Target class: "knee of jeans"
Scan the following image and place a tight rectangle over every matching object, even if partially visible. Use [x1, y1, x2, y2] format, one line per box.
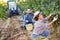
[45, 30, 50, 33]
[31, 34, 37, 38]
[47, 30, 50, 33]
[43, 30, 50, 37]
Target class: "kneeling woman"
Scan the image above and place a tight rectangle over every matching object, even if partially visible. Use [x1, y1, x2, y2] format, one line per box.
[31, 11, 58, 40]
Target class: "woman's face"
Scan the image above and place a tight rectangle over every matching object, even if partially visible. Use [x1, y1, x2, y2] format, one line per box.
[38, 14, 43, 20]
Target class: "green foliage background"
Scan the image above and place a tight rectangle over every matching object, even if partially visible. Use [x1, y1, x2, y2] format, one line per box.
[0, 0, 60, 19]
[18, 0, 60, 15]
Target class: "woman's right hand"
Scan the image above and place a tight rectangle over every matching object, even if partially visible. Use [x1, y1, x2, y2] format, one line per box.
[53, 15, 58, 22]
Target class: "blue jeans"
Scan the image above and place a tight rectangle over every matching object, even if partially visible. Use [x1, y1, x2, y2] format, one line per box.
[32, 30, 50, 38]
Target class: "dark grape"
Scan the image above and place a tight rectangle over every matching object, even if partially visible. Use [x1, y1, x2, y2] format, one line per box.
[52, 14, 57, 17]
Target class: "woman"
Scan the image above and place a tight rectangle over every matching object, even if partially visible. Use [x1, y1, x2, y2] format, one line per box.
[31, 11, 58, 40]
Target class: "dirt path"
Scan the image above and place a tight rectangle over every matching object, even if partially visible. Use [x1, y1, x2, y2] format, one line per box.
[0, 16, 32, 40]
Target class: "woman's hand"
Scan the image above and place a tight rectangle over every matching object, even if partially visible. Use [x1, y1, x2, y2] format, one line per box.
[53, 15, 58, 22]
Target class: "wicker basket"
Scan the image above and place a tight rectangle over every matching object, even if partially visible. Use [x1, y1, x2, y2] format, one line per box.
[26, 24, 33, 31]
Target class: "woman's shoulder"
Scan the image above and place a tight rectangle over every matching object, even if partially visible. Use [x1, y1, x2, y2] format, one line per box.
[34, 20, 40, 24]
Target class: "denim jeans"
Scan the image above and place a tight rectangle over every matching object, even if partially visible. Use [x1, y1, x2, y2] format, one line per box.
[32, 30, 50, 38]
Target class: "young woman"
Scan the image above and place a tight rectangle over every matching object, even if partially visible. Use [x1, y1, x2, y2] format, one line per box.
[31, 11, 58, 40]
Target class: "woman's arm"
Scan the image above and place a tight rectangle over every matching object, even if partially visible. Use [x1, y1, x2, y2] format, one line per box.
[48, 16, 58, 27]
[42, 14, 52, 22]
[47, 14, 52, 19]
[48, 21, 54, 27]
